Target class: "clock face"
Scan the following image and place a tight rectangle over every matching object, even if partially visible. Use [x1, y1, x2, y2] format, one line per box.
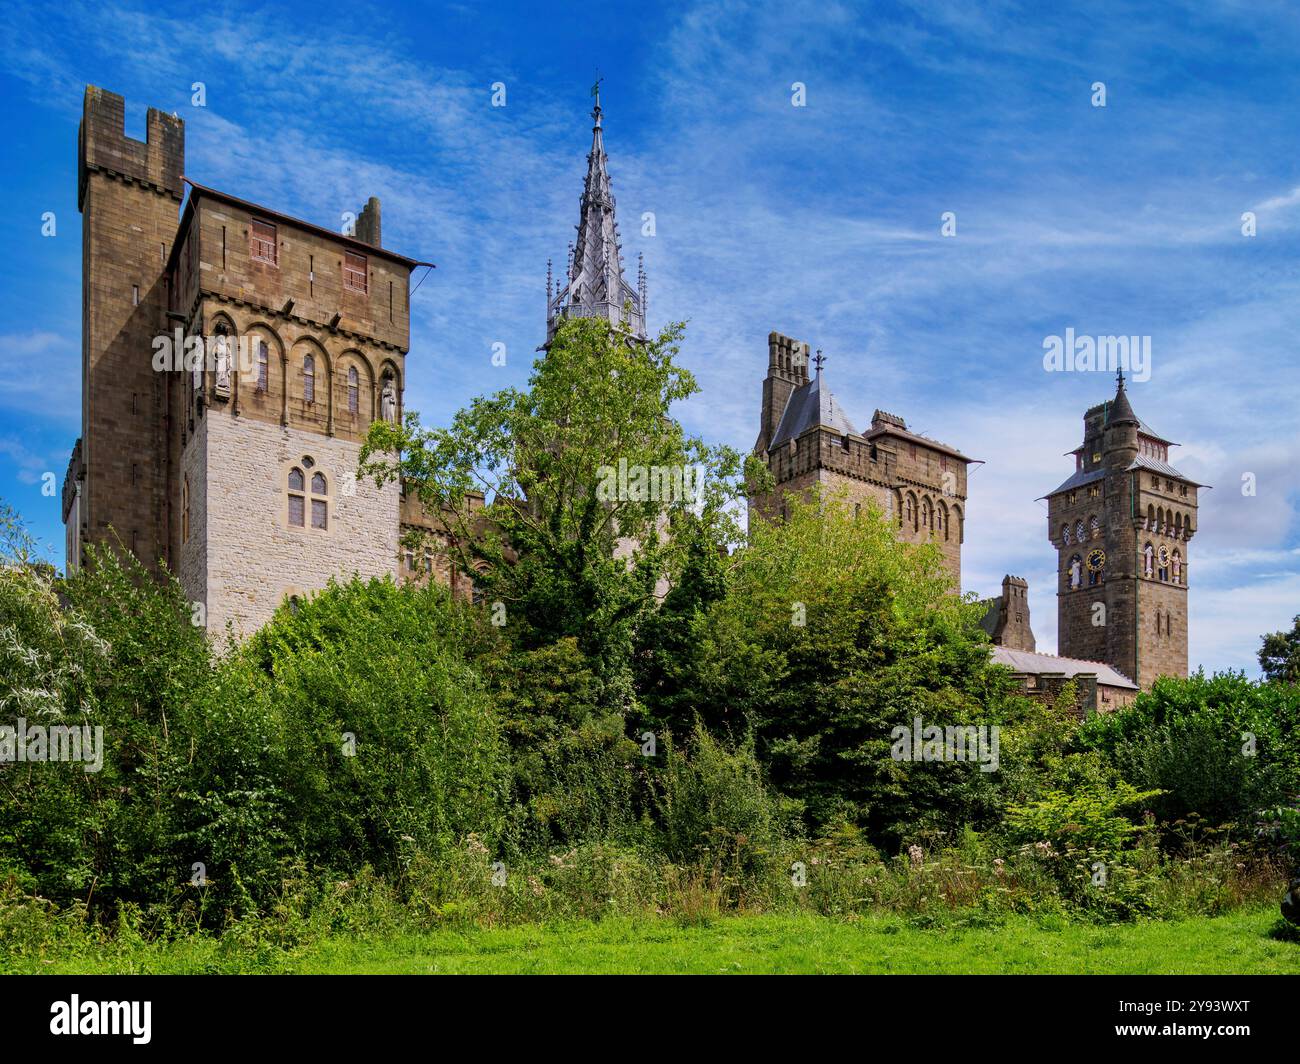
[1158, 544, 1170, 566]
[1087, 548, 1106, 572]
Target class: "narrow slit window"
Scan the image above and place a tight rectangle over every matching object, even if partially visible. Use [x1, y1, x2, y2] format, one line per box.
[257, 340, 269, 393]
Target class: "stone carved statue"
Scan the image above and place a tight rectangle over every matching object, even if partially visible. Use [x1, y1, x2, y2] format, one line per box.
[380, 375, 397, 423]
[214, 332, 231, 395]
[1144, 544, 1154, 578]
[1069, 556, 1082, 589]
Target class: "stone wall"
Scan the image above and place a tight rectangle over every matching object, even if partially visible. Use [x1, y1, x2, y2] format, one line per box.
[194, 412, 400, 640]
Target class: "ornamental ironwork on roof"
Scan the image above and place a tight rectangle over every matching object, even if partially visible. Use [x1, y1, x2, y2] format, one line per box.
[546, 84, 646, 342]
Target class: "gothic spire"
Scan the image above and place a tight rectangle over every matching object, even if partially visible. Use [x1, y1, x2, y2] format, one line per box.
[546, 85, 647, 342]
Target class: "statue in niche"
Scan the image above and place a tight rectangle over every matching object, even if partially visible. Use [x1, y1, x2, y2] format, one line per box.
[214, 331, 231, 395]
[1144, 543, 1155, 578]
[1172, 553, 1182, 584]
[1069, 555, 1082, 589]
[380, 375, 397, 423]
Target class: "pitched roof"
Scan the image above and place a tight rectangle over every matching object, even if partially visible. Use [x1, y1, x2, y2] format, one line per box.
[768, 371, 859, 449]
[1042, 467, 1106, 498]
[1126, 453, 1206, 486]
[989, 646, 1138, 690]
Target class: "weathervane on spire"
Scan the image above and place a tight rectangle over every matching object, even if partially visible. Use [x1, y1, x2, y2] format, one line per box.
[1116, 366, 1126, 389]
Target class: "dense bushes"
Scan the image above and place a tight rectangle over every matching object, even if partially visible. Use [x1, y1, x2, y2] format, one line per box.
[1, 491, 1297, 942]
[246, 579, 506, 876]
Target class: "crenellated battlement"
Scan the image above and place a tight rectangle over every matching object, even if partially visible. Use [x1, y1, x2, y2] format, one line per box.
[78, 85, 184, 210]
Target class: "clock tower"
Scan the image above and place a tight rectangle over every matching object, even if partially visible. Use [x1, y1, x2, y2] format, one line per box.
[1043, 371, 1203, 689]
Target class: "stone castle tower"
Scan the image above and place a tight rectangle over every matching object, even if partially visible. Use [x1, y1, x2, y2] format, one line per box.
[751, 332, 973, 584]
[63, 85, 455, 638]
[64, 87, 184, 572]
[981, 575, 1036, 652]
[1043, 371, 1202, 689]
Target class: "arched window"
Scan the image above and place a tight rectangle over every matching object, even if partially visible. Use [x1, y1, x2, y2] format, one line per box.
[181, 476, 190, 543]
[348, 366, 359, 415]
[1075, 519, 1085, 542]
[303, 354, 315, 404]
[287, 461, 328, 530]
[1089, 515, 1100, 540]
[922, 497, 933, 533]
[905, 494, 916, 530]
[1061, 523, 1071, 545]
[938, 502, 949, 540]
[310, 472, 328, 529]
[1147, 503, 1155, 530]
[288, 466, 305, 526]
[256, 339, 269, 393]
[1174, 512, 1182, 537]
[1156, 507, 1165, 534]
[953, 504, 964, 543]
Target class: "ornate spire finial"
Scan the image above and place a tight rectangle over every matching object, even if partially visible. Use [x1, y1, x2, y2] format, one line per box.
[1116, 366, 1126, 390]
[591, 73, 603, 127]
[813, 348, 826, 374]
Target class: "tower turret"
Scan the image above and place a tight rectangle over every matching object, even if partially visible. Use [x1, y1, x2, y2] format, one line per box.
[1043, 373, 1206, 689]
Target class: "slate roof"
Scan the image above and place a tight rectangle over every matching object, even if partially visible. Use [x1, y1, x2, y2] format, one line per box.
[768, 372, 859, 449]
[1127, 453, 1205, 486]
[989, 646, 1138, 690]
[1042, 467, 1106, 498]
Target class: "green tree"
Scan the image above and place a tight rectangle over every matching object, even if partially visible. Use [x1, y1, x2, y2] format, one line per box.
[1259, 615, 1300, 685]
[669, 489, 1018, 843]
[360, 316, 756, 708]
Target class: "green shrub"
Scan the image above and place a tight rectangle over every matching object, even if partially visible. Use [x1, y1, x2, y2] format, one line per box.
[245, 578, 507, 876]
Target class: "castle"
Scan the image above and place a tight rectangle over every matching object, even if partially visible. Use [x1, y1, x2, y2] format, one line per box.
[62, 83, 1198, 699]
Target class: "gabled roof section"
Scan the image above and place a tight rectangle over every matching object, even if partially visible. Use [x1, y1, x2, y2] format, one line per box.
[990, 646, 1138, 690]
[767, 369, 859, 450]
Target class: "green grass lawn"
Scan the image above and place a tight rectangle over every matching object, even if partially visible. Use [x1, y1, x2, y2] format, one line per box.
[13, 908, 1300, 974]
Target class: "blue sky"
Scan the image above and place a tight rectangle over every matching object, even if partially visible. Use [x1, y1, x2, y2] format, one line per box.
[1, 0, 1297, 676]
